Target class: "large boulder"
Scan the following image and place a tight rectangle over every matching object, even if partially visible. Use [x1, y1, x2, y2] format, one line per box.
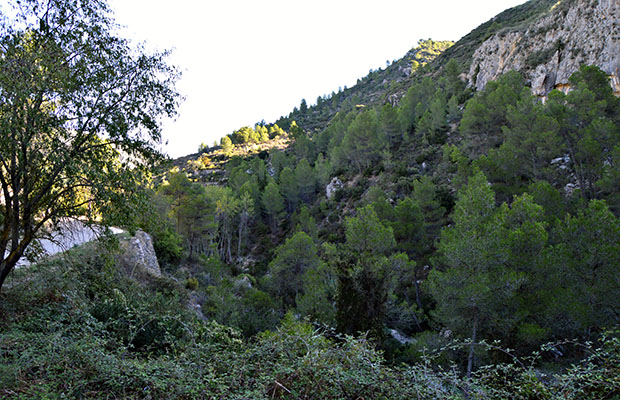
[119, 230, 161, 279]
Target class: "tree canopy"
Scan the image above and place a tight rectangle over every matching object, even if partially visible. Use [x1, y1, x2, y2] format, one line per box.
[0, 0, 180, 291]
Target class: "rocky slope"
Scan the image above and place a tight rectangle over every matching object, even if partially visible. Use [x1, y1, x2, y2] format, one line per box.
[467, 0, 620, 96]
[274, 0, 619, 136]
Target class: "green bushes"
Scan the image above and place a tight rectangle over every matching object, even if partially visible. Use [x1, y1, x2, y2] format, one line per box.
[185, 277, 199, 290]
[525, 41, 562, 67]
[1, 254, 619, 399]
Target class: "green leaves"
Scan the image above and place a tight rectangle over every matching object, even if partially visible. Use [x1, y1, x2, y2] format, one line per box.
[429, 171, 538, 340]
[546, 200, 620, 333]
[267, 231, 320, 307]
[262, 181, 284, 233]
[460, 70, 525, 156]
[345, 206, 395, 256]
[342, 109, 382, 173]
[0, 0, 181, 290]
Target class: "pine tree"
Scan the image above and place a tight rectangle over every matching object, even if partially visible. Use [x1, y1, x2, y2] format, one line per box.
[221, 136, 233, 154]
[342, 109, 382, 172]
[336, 206, 396, 337]
[427, 171, 523, 378]
[262, 181, 285, 233]
[279, 167, 298, 212]
[268, 231, 319, 306]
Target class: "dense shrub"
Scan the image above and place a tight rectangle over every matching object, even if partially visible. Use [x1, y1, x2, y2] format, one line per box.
[1, 250, 618, 399]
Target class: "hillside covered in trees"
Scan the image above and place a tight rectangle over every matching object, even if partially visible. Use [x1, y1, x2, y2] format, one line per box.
[1, 0, 620, 398]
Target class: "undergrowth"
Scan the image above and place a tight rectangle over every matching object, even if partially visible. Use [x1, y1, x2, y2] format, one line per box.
[0, 245, 618, 399]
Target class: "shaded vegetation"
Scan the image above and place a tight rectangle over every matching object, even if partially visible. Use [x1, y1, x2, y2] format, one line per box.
[1, 246, 618, 399]
[2, 0, 619, 397]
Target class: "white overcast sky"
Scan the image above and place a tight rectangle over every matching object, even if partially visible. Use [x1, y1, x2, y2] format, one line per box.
[16, 0, 530, 157]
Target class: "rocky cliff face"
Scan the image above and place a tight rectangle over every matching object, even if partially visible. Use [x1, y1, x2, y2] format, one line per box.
[119, 230, 161, 280]
[468, 0, 620, 96]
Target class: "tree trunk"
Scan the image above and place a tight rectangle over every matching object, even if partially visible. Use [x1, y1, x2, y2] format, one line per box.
[226, 233, 232, 264]
[463, 312, 479, 400]
[414, 278, 424, 310]
[238, 223, 242, 258]
[238, 215, 247, 258]
[467, 313, 478, 380]
[270, 217, 276, 234]
[0, 256, 20, 293]
[0, 234, 32, 293]
[0, 263, 11, 293]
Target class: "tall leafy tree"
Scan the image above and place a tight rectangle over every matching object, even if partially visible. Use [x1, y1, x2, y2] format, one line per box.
[215, 189, 239, 263]
[313, 153, 332, 188]
[268, 231, 320, 306]
[398, 77, 436, 134]
[255, 124, 270, 142]
[344, 206, 395, 256]
[295, 206, 318, 242]
[293, 133, 315, 163]
[441, 58, 466, 101]
[296, 260, 337, 325]
[279, 167, 298, 212]
[270, 150, 290, 179]
[221, 136, 233, 154]
[475, 89, 562, 202]
[336, 206, 396, 337]
[379, 103, 401, 148]
[0, 0, 180, 291]
[545, 200, 620, 336]
[391, 197, 426, 259]
[460, 71, 524, 156]
[545, 66, 620, 201]
[427, 171, 523, 378]
[237, 192, 254, 257]
[295, 158, 316, 204]
[261, 181, 284, 233]
[365, 186, 395, 223]
[411, 176, 446, 244]
[417, 92, 448, 144]
[342, 109, 382, 172]
[299, 99, 308, 115]
[497, 193, 549, 345]
[159, 172, 218, 259]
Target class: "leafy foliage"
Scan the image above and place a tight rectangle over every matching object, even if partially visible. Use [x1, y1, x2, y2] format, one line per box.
[1, 250, 618, 399]
[3, 0, 620, 395]
[0, 0, 180, 291]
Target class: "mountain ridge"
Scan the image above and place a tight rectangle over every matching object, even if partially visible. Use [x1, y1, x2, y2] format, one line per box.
[266, 0, 618, 140]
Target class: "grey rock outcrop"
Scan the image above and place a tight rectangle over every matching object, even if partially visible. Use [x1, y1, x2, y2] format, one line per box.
[389, 329, 415, 345]
[326, 177, 343, 200]
[119, 230, 161, 279]
[468, 0, 620, 96]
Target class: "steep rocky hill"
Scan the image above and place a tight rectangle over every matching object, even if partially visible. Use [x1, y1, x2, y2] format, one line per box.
[276, 0, 618, 135]
[174, 0, 620, 184]
[275, 39, 454, 133]
[467, 0, 620, 96]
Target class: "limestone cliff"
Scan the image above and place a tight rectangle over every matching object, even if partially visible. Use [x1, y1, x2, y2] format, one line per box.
[468, 0, 620, 96]
[119, 230, 161, 280]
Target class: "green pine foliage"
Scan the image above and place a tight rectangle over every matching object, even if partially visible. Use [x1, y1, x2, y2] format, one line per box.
[138, 63, 620, 395]
[3, 0, 619, 393]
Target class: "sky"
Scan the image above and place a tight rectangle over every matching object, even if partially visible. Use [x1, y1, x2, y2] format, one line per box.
[109, 1, 527, 157]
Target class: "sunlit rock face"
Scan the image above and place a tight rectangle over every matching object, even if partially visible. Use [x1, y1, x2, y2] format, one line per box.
[468, 0, 620, 96]
[119, 230, 161, 279]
